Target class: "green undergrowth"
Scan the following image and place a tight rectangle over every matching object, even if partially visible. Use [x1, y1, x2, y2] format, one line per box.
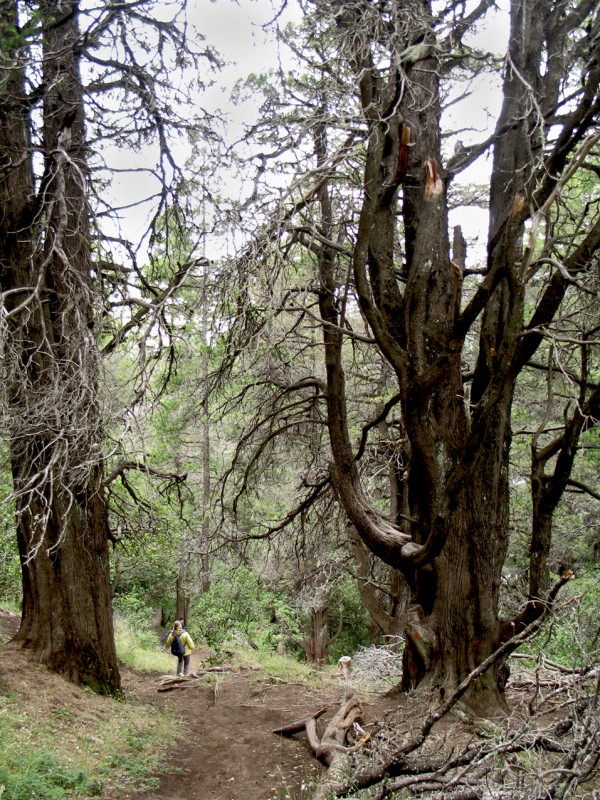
[114, 613, 173, 674]
[0, 661, 180, 800]
[516, 570, 600, 669]
[0, 693, 179, 799]
[231, 645, 332, 688]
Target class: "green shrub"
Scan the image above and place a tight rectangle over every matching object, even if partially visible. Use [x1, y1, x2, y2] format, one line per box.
[193, 561, 297, 653]
[327, 576, 371, 663]
[113, 589, 158, 650]
[112, 588, 173, 671]
[0, 497, 21, 607]
[521, 569, 600, 668]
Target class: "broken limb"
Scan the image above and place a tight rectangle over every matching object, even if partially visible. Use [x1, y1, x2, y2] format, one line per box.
[272, 706, 328, 736]
[275, 693, 365, 800]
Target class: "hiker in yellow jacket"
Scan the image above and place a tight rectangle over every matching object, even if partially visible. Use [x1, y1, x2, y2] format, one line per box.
[166, 620, 195, 677]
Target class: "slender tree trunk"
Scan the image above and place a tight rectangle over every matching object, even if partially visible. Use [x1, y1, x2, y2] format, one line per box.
[201, 257, 211, 593]
[176, 570, 187, 623]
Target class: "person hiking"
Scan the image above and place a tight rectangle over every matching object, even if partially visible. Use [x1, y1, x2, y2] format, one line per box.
[166, 620, 195, 677]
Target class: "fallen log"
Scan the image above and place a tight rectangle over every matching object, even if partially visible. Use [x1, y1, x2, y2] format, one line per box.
[158, 684, 189, 693]
[158, 665, 238, 689]
[273, 693, 365, 800]
[160, 676, 190, 687]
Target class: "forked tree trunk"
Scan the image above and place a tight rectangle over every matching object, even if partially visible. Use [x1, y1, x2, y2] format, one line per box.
[318, 0, 534, 716]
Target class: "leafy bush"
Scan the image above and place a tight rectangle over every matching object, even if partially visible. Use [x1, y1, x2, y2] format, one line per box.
[520, 569, 600, 668]
[112, 588, 173, 672]
[193, 561, 298, 653]
[0, 489, 21, 606]
[322, 576, 371, 664]
[113, 588, 158, 650]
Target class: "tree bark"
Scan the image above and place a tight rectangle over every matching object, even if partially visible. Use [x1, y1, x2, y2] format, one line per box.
[315, 0, 594, 715]
[0, 0, 120, 694]
[299, 606, 331, 666]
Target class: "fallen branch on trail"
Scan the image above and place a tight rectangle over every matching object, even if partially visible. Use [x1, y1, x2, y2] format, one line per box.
[158, 682, 189, 693]
[159, 676, 190, 687]
[157, 665, 242, 692]
[273, 706, 329, 735]
[274, 693, 366, 800]
[197, 665, 239, 673]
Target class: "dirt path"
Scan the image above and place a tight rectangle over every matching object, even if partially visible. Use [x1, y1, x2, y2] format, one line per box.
[123, 651, 364, 800]
[1, 609, 387, 800]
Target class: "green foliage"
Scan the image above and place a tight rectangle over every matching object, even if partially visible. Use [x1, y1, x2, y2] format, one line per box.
[193, 561, 298, 653]
[0, 463, 20, 606]
[0, 747, 103, 799]
[113, 588, 158, 648]
[112, 589, 174, 673]
[327, 576, 371, 663]
[520, 570, 600, 668]
[0, 529, 20, 607]
[0, 686, 177, 800]
[113, 615, 173, 674]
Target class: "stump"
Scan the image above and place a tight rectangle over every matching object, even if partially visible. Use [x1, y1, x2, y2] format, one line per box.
[337, 655, 352, 679]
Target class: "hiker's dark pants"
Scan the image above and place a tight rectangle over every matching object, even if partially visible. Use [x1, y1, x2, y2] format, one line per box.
[177, 655, 190, 675]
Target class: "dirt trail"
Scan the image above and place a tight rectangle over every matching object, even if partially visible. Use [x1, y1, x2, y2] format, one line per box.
[123, 651, 357, 800]
[0, 610, 386, 800]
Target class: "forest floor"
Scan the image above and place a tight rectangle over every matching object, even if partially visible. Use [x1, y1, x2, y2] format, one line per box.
[2, 608, 599, 800]
[120, 651, 367, 800]
[121, 610, 402, 800]
[0, 607, 396, 800]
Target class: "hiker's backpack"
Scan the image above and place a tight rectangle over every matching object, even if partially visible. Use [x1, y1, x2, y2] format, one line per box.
[171, 633, 185, 657]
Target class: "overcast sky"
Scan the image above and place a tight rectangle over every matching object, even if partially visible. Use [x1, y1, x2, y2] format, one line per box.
[106, 0, 510, 263]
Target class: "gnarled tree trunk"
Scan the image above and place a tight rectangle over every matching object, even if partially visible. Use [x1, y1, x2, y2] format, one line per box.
[313, 0, 598, 715]
[0, 0, 120, 694]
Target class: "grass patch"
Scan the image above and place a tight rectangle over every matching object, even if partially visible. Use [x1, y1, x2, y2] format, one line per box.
[0, 668, 179, 799]
[114, 614, 173, 674]
[0, 740, 103, 799]
[231, 646, 325, 686]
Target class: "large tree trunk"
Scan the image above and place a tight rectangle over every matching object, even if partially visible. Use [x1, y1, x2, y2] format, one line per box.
[15, 475, 119, 694]
[319, 0, 530, 715]
[0, 0, 120, 694]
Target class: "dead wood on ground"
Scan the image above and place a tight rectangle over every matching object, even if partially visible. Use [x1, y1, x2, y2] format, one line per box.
[158, 666, 244, 692]
[272, 706, 329, 735]
[274, 693, 367, 800]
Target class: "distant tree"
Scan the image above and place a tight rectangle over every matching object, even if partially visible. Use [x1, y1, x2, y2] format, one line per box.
[217, 0, 599, 716]
[0, 0, 215, 693]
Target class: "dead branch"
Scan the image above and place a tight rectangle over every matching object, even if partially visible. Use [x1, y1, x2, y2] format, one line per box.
[273, 706, 329, 735]
[274, 693, 365, 800]
[157, 685, 188, 693]
[157, 665, 241, 692]
[327, 573, 575, 798]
